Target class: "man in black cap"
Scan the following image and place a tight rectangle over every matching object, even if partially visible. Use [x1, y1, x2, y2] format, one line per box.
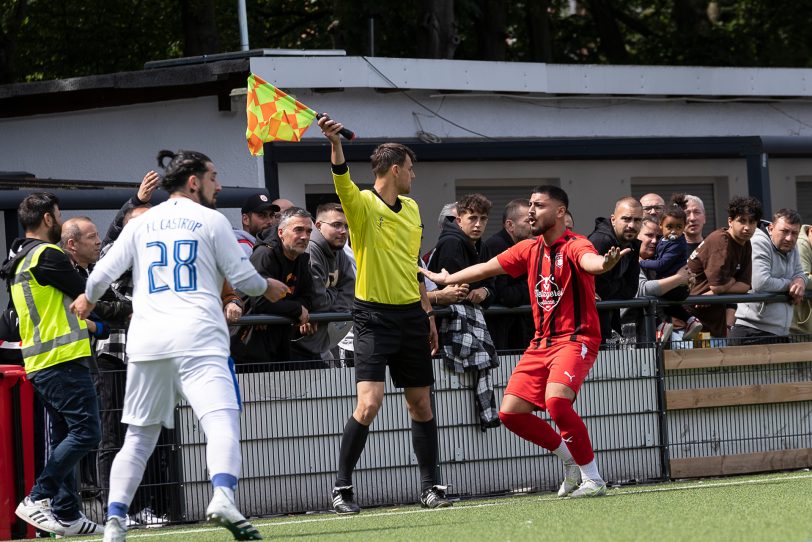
[234, 193, 280, 257]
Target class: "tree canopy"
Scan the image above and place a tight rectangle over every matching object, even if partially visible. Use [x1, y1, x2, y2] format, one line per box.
[1, 0, 810, 84]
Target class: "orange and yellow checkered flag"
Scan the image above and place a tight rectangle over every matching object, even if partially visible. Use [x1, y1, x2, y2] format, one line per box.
[246, 73, 317, 156]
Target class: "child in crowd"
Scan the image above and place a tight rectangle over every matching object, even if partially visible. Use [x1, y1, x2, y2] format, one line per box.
[639, 198, 703, 341]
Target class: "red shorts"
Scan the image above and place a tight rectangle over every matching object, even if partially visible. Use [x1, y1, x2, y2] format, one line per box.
[504, 340, 598, 410]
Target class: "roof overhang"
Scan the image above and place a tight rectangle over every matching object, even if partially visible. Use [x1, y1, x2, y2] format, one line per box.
[4, 53, 812, 119]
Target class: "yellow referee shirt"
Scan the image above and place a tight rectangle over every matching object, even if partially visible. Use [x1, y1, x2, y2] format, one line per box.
[333, 167, 422, 305]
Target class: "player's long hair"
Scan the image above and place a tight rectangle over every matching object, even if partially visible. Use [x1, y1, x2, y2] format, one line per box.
[156, 150, 213, 193]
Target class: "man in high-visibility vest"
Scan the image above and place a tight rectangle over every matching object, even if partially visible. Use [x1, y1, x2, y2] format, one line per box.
[0, 192, 103, 537]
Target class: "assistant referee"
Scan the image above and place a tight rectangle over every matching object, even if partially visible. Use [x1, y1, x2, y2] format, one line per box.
[318, 115, 451, 513]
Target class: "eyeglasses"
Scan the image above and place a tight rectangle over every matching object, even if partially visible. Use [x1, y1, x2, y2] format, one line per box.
[324, 221, 349, 231]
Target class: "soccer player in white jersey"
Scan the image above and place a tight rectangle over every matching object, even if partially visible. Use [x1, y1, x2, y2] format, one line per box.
[71, 150, 289, 541]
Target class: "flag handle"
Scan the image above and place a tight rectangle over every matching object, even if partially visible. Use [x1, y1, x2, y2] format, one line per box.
[316, 113, 356, 141]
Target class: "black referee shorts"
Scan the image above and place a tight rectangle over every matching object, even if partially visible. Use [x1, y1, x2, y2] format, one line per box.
[353, 300, 434, 388]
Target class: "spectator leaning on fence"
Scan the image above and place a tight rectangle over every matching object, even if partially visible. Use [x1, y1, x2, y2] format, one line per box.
[423, 202, 469, 303]
[638, 198, 703, 341]
[295, 203, 356, 363]
[422, 201, 457, 265]
[480, 198, 535, 350]
[319, 115, 451, 514]
[687, 196, 761, 338]
[231, 207, 315, 368]
[428, 193, 495, 309]
[791, 220, 812, 336]
[631, 216, 694, 342]
[729, 209, 807, 345]
[588, 196, 643, 343]
[681, 194, 707, 255]
[234, 193, 280, 258]
[0, 192, 104, 537]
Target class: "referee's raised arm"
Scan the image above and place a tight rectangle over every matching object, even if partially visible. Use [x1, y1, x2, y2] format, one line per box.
[318, 114, 346, 166]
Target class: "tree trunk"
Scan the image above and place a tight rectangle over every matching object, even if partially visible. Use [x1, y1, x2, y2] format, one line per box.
[583, 0, 629, 63]
[0, 0, 28, 83]
[526, 0, 553, 63]
[476, 0, 507, 60]
[180, 0, 220, 56]
[418, 0, 457, 59]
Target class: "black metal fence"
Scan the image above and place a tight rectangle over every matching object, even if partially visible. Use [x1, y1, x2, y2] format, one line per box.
[54, 292, 812, 525]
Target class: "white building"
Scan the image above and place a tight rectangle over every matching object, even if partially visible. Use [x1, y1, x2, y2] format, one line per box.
[2, 51, 812, 256]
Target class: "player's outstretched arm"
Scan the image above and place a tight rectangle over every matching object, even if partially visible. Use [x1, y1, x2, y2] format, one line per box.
[420, 256, 506, 287]
[580, 246, 631, 275]
[263, 278, 290, 302]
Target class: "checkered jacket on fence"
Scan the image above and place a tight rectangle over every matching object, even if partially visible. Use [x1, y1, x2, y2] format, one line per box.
[439, 303, 500, 430]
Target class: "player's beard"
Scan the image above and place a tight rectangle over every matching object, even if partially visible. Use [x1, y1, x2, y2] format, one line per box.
[531, 214, 555, 236]
[199, 192, 217, 210]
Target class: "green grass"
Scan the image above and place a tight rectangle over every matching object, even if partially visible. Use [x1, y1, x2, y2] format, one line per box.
[68, 471, 812, 542]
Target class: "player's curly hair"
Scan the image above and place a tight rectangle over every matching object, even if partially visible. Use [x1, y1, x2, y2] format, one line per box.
[156, 150, 213, 193]
[728, 195, 763, 222]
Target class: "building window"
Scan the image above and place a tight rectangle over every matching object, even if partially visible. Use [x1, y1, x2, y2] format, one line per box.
[796, 177, 812, 224]
[455, 181, 558, 241]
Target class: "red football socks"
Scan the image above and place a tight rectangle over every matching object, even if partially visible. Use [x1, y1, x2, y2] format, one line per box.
[546, 396, 595, 465]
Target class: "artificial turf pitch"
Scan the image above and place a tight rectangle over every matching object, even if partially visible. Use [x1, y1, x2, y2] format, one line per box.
[64, 471, 811, 542]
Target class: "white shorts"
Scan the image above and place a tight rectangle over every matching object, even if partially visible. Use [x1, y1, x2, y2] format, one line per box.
[121, 355, 241, 428]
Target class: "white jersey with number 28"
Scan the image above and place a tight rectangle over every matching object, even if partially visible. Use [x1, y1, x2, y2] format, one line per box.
[85, 197, 267, 362]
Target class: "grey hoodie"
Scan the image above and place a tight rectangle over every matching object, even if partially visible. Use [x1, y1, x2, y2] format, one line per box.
[791, 224, 812, 335]
[734, 224, 807, 336]
[297, 226, 356, 355]
[233, 228, 257, 258]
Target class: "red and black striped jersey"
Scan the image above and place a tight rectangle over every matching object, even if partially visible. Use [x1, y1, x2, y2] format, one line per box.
[497, 230, 601, 348]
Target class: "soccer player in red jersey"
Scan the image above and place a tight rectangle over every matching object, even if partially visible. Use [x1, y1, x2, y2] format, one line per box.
[422, 185, 629, 498]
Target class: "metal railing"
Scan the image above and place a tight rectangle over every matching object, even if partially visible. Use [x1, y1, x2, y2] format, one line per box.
[53, 291, 812, 524]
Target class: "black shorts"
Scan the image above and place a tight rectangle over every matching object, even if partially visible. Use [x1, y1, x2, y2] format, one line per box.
[353, 300, 434, 388]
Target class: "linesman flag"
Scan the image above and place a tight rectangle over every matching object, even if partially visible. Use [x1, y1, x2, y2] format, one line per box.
[246, 73, 317, 156]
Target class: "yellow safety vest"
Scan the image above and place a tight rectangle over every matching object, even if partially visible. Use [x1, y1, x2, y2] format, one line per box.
[10, 243, 90, 373]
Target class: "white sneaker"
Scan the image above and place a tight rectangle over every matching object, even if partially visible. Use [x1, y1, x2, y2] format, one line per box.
[14, 496, 63, 535]
[206, 487, 262, 540]
[570, 478, 608, 498]
[54, 512, 104, 538]
[103, 516, 127, 542]
[682, 318, 704, 341]
[656, 321, 673, 343]
[557, 463, 581, 497]
[132, 507, 167, 528]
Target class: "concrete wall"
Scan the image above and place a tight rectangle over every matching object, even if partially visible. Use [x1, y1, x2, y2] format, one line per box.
[278, 157, 812, 254]
[0, 95, 264, 188]
[276, 88, 812, 141]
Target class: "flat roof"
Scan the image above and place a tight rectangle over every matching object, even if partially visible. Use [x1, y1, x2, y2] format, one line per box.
[3, 53, 812, 119]
[250, 57, 812, 97]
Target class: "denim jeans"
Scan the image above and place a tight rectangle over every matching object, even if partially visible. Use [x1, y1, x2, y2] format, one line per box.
[28, 359, 101, 521]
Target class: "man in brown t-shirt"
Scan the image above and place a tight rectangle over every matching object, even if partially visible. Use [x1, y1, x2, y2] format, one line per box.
[687, 196, 762, 337]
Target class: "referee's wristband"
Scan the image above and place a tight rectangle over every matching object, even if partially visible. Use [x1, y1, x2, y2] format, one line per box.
[426, 311, 436, 318]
